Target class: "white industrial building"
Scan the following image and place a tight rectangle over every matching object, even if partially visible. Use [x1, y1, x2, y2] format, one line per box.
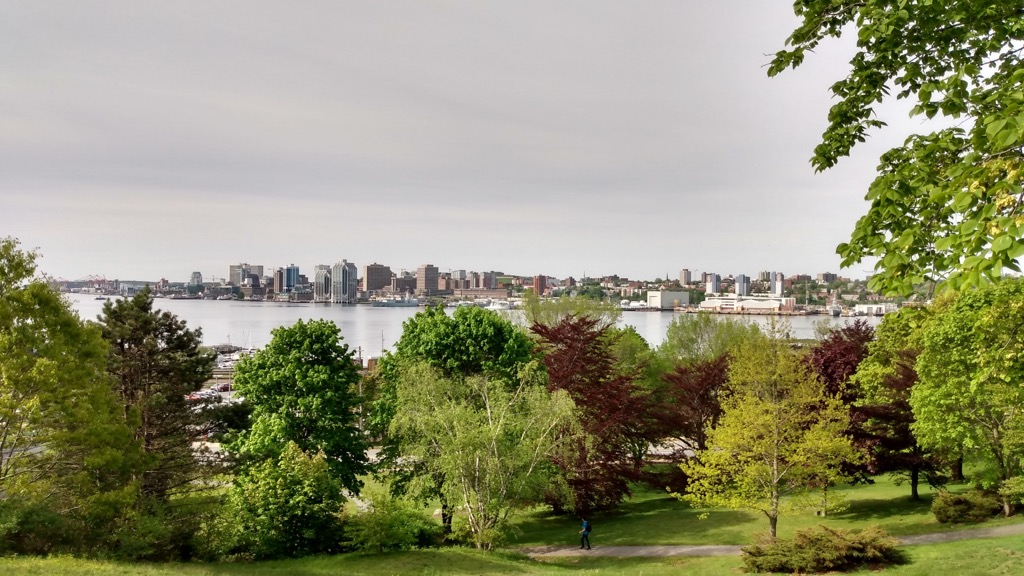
[647, 290, 689, 310]
[699, 294, 796, 313]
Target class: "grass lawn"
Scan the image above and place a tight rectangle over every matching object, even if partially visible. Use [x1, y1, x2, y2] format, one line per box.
[2, 536, 1022, 575]
[506, 475, 1024, 547]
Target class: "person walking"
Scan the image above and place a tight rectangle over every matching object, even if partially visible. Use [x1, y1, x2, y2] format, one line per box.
[578, 516, 592, 550]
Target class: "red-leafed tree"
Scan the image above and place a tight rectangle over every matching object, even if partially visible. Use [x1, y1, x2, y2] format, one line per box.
[656, 354, 730, 457]
[532, 316, 653, 513]
[809, 320, 876, 481]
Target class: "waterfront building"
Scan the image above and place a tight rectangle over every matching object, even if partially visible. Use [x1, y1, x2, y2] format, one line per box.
[735, 274, 750, 297]
[189, 271, 203, 287]
[416, 264, 439, 296]
[273, 268, 285, 294]
[705, 273, 720, 294]
[648, 290, 688, 310]
[229, 263, 263, 286]
[771, 272, 785, 297]
[700, 294, 796, 313]
[284, 264, 300, 292]
[362, 263, 393, 293]
[679, 269, 692, 285]
[331, 260, 358, 303]
[313, 265, 332, 302]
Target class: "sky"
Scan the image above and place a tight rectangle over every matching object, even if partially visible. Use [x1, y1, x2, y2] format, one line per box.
[1, 1, 922, 282]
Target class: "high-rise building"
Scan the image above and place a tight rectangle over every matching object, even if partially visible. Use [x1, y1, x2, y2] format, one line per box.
[758, 270, 772, 282]
[273, 268, 285, 294]
[706, 273, 720, 294]
[679, 269, 692, 285]
[735, 274, 750, 296]
[189, 271, 203, 286]
[771, 272, 785, 297]
[416, 264, 439, 296]
[313, 265, 332, 302]
[817, 272, 838, 284]
[532, 275, 547, 296]
[362, 263, 393, 293]
[229, 263, 263, 286]
[331, 260, 358, 303]
[284, 264, 300, 292]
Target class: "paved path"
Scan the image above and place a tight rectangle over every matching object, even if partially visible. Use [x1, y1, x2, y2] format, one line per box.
[519, 522, 1024, 558]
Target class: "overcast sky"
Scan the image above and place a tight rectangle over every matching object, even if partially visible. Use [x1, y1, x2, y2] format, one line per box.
[1, 1, 921, 282]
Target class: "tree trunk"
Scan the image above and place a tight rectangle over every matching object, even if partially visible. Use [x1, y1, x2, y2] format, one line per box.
[441, 500, 453, 536]
[951, 456, 964, 483]
[768, 514, 778, 539]
[1002, 498, 1013, 518]
[910, 467, 920, 501]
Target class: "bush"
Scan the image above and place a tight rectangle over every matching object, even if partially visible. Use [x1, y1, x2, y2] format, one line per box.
[643, 465, 689, 493]
[346, 490, 442, 552]
[931, 489, 1001, 523]
[741, 525, 906, 573]
[0, 499, 73, 555]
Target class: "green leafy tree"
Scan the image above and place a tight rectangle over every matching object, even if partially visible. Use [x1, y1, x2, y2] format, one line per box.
[656, 312, 759, 367]
[913, 280, 1024, 515]
[371, 306, 534, 533]
[854, 307, 947, 499]
[772, 2, 1024, 295]
[99, 289, 217, 503]
[682, 327, 859, 538]
[390, 362, 575, 549]
[227, 442, 346, 559]
[0, 238, 139, 555]
[520, 291, 621, 328]
[231, 319, 367, 494]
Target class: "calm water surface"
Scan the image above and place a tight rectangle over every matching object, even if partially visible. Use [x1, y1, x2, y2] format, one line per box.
[67, 294, 882, 358]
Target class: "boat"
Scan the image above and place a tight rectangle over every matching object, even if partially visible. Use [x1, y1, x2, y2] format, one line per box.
[371, 295, 420, 308]
[830, 305, 842, 317]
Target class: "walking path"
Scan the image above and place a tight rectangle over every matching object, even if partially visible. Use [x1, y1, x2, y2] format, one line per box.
[519, 522, 1024, 558]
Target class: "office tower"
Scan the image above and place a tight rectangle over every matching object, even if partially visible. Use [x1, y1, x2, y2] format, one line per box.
[679, 269, 692, 285]
[758, 270, 772, 282]
[313, 265, 332, 302]
[735, 274, 750, 296]
[362, 263, 393, 293]
[771, 272, 785, 297]
[706, 273, 720, 294]
[189, 271, 203, 286]
[331, 260, 358, 303]
[284, 264, 300, 292]
[416, 264, 439, 296]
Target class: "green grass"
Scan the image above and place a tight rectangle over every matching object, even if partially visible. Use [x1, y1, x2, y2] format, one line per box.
[506, 475, 1024, 547]
[3, 536, 1023, 575]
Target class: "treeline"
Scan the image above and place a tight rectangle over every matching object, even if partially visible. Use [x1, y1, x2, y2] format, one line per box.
[3, 235, 1023, 561]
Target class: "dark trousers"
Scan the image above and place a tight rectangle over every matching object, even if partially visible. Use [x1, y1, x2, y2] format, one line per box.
[580, 532, 591, 549]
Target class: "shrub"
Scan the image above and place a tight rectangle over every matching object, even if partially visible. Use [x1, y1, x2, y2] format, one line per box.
[346, 490, 442, 552]
[741, 525, 906, 573]
[644, 465, 689, 494]
[0, 499, 73, 555]
[931, 489, 1001, 523]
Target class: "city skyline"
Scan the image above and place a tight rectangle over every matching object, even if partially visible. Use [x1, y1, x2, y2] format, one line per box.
[2, 2, 931, 281]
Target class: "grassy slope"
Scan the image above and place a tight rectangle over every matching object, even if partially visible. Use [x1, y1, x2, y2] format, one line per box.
[508, 475, 1024, 546]
[3, 536, 1023, 575]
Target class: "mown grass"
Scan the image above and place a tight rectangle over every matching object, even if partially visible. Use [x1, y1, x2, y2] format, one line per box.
[3, 536, 1023, 575]
[506, 475, 1024, 547]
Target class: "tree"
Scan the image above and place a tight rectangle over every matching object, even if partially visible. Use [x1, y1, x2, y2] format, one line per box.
[520, 291, 621, 328]
[913, 280, 1024, 515]
[682, 328, 859, 538]
[809, 320, 876, 484]
[390, 362, 574, 549]
[231, 319, 367, 495]
[228, 442, 346, 559]
[854, 308, 946, 500]
[0, 238, 139, 554]
[371, 305, 535, 533]
[656, 312, 758, 367]
[533, 316, 652, 512]
[772, 2, 1024, 295]
[99, 289, 217, 503]
[656, 354, 730, 456]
